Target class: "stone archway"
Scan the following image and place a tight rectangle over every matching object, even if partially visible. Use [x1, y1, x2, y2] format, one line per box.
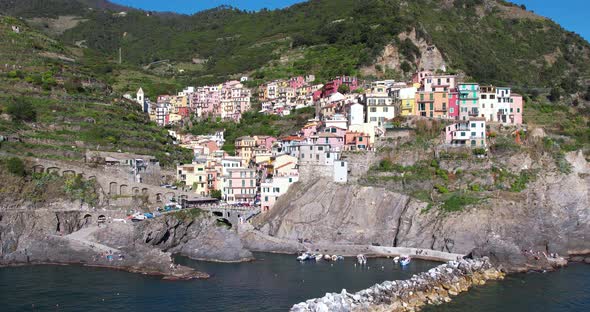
[120, 185, 129, 195]
[46, 167, 60, 175]
[62, 170, 76, 178]
[165, 192, 175, 202]
[82, 214, 93, 227]
[141, 188, 149, 195]
[32, 165, 45, 174]
[109, 182, 118, 195]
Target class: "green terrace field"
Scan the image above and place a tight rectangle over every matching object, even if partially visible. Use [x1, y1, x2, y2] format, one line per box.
[0, 16, 191, 167]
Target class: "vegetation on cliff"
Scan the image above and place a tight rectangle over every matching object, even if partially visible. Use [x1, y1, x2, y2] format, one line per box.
[2, 0, 585, 95]
[0, 16, 191, 167]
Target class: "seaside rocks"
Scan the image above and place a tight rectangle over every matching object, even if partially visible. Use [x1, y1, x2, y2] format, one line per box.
[290, 258, 504, 312]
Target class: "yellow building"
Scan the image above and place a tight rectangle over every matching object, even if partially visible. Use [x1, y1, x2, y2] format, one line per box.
[177, 162, 208, 196]
[399, 86, 418, 116]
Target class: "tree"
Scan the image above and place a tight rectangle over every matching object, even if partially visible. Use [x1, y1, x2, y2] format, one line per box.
[400, 61, 412, 73]
[6, 157, 25, 177]
[584, 86, 590, 101]
[6, 97, 36, 122]
[548, 87, 561, 102]
[338, 84, 350, 94]
[210, 189, 222, 200]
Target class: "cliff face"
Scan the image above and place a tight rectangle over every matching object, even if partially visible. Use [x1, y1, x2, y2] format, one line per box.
[0, 206, 252, 277]
[254, 152, 590, 272]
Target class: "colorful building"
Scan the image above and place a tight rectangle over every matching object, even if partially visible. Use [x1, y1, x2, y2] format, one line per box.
[458, 83, 479, 121]
[416, 91, 435, 118]
[443, 118, 487, 148]
[223, 168, 257, 204]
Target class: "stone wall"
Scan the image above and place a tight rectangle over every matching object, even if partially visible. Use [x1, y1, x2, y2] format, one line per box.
[291, 258, 504, 312]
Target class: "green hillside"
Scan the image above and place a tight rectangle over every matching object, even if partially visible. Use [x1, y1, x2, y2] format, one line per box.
[0, 16, 191, 167]
[3, 0, 583, 95]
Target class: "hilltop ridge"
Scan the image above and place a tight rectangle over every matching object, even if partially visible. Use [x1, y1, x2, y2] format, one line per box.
[0, 0, 588, 97]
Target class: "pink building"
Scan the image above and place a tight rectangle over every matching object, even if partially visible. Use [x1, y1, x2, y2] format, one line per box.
[301, 124, 319, 138]
[448, 88, 459, 120]
[289, 76, 305, 89]
[223, 168, 257, 203]
[256, 136, 277, 151]
[412, 70, 433, 84]
[509, 94, 523, 125]
[314, 132, 344, 151]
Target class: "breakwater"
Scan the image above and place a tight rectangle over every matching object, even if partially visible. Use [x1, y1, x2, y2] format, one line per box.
[291, 257, 504, 312]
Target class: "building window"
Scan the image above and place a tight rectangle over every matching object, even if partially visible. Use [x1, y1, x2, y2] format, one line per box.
[383, 107, 388, 112]
[370, 107, 377, 112]
[341, 162, 345, 167]
[450, 108, 454, 113]
[517, 108, 521, 113]
[471, 123, 476, 128]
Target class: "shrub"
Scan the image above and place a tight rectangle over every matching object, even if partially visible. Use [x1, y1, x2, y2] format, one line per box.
[210, 189, 222, 199]
[470, 184, 481, 192]
[6, 98, 37, 122]
[435, 168, 449, 181]
[435, 184, 449, 194]
[442, 193, 480, 212]
[6, 157, 26, 177]
[473, 148, 486, 156]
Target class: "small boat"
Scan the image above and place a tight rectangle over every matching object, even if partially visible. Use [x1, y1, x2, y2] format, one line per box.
[131, 213, 147, 222]
[357, 254, 367, 265]
[393, 256, 400, 263]
[400, 255, 411, 266]
[297, 253, 310, 261]
[331, 255, 338, 261]
[315, 254, 323, 261]
[324, 255, 332, 261]
[336, 255, 344, 261]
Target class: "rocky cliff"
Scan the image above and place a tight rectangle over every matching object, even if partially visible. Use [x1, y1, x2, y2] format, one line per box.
[0, 206, 252, 278]
[253, 151, 590, 272]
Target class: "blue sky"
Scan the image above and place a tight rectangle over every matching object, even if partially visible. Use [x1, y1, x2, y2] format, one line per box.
[111, 0, 589, 41]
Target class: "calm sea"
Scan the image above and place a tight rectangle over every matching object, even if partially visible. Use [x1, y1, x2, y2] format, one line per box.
[0, 253, 588, 312]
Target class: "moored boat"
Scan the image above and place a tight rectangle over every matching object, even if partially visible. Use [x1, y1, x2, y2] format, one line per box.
[400, 255, 411, 266]
[357, 254, 367, 265]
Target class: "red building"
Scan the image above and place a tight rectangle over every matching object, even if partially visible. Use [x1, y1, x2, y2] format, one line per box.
[447, 88, 459, 120]
[322, 76, 358, 98]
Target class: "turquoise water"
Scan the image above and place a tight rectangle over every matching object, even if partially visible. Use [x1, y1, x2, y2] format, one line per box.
[424, 263, 590, 312]
[1, 254, 588, 312]
[0, 253, 436, 312]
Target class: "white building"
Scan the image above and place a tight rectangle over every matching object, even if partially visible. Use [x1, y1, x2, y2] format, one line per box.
[496, 87, 512, 122]
[261, 175, 299, 212]
[136, 88, 144, 105]
[325, 113, 348, 130]
[479, 86, 497, 122]
[333, 160, 348, 183]
[155, 104, 168, 127]
[348, 103, 364, 126]
[366, 89, 395, 127]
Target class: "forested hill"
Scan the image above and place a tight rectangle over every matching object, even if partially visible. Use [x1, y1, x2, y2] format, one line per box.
[1, 0, 590, 95]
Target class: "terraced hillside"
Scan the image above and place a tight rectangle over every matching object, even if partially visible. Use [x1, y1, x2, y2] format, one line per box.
[0, 17, 191, 167]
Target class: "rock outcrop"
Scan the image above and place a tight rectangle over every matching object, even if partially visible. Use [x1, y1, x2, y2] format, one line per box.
[0, 207, 252, 278]
[253, 152, 590, 272]
[291, 258, 504, 312]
